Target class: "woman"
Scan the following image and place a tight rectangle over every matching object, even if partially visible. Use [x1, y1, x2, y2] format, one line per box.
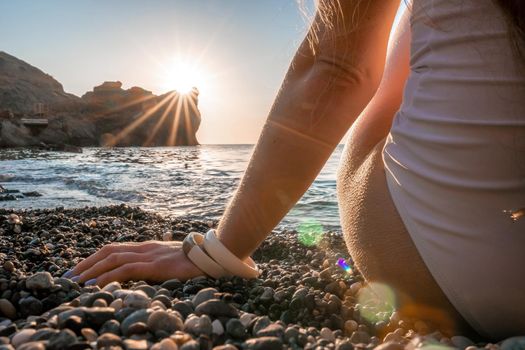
[68, 0, 525, 340]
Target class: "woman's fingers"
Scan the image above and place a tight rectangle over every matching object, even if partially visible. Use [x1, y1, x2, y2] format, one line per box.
[69, 242, 154, 277]
[64, 240, 195, 286]
[77, 252, 146, 283]
[94, 262, 153, 287]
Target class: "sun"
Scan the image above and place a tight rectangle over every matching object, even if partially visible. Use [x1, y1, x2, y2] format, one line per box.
[163, 59, 207, 94]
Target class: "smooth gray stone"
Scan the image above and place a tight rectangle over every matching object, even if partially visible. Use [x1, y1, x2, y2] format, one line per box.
[192, 288, 218, 307]
[26, 272, 54, 290]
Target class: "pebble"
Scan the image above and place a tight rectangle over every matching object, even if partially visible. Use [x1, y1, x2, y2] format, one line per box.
[147, 310, 183, 334]
[239, 313, 256, 327]
[320, 327, 335, 342]
[194, 299, 238, 318]
[80, 328, 97, 342]
[17, 342, 45, 350]
[97, 333, 123, 348]
[243, 336, 283, 350]
[19, 296, 43, 316]
[172, 301, 193, 319]
[123, 339, 149, 350]
[344, 319, 358, 334]
[161, 279, 183, 290]
[180, 340, 199, 350]
[350, 330, 371, 344]
[0, 299, 16, 319]
[26, 272, 54, 290]
[256, 324, 284, 338]
[195, 315, 213, 336]
[452, 335, 475, 349]
[102, 281, 122, 293]
[3, 262, 14, 273]
[501, 336, 525, 350]
[252, 316, 271, 336]
[47, 329, 77, 350]
[123, 290, 150, 309]
[259, 287, 274, 302]
[374, 341, 404, 350]
[192, 287, 218, 307]
[162, 231, 173, 241]
[109, 298, 123, 311]
[1, 206, 520, 350]
[211, 319, 224, 335]
[350, 282, 362, 295]
[11, 329, 36, 348]
[226, 318, 246, 338]
[153, 338, 178, 350]
[121, 309, 152, 336]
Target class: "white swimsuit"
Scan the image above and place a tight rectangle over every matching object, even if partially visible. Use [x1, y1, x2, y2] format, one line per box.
[383, 0, 525, 339]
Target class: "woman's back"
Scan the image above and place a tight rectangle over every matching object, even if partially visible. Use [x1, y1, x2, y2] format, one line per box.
[383, 0, 525, 339]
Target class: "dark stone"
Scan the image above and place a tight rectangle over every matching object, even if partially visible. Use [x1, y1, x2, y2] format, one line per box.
[48, 329, 77, 350]
[22, 192, 42, 197]
[180, 340, 200, 350]
[120, 309, 152, 336]
[84, 307, 115, 328]
[172, 301, 193, 319]
[0, 324, 16, 337]
[226, 318, 246, 339]
[19, 296, 43, 317]
[161, 279, 183, 290]
[86, 292, 114, 307]
[99, 319, 120, 335]
[30, 328, 59, 341]
[195, 300, 239, 318]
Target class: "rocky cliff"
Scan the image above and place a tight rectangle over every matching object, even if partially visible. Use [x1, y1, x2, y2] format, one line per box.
[0, 51, 82, 114]
[0, 52, 201, 148]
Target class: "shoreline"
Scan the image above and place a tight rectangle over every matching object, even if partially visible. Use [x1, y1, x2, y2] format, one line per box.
[0, 205, 521, 349]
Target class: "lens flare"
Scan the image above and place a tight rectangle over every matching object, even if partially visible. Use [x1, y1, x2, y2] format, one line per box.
[337, 258, 353, 275]
[357, 282, 397, 323]
[297, 219, 324, 246]
[504, 208, 525, 222]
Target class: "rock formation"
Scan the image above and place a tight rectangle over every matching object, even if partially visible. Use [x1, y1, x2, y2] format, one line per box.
[0, 52, 201, 148]
[0, 51, 82, 114]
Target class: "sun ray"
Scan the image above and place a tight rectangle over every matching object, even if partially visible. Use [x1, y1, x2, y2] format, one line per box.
[143, 94, 179, 147]
[182, 96, 192, 144]
[109, 92, 175, 146]
[100, 94, 157, 116]
[168, 95, 184, 146]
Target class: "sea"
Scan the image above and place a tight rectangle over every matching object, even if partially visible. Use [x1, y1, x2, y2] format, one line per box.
[0, 145, 345, 232]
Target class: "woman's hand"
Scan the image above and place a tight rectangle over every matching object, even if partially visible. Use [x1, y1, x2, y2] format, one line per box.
[65, 241, 204, 287]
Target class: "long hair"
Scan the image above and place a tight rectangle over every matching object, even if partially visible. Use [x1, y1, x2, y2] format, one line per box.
[494, 0, 525, 58]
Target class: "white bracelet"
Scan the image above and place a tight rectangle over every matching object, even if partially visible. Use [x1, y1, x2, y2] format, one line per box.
[203, 229, 260, 279]
[182, 232, 230, 279]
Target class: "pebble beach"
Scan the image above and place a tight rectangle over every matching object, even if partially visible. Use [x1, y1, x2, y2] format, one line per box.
[0, 205, 523, 350]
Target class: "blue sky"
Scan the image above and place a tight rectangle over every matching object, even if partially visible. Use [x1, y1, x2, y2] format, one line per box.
[0, 1, 403, 144]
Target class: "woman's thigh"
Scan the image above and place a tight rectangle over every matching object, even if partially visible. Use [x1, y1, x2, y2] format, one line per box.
[336, 135, 473, 336]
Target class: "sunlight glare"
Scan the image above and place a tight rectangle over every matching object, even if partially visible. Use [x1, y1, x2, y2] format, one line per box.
[163, 59, 208, 94]
[297, 219, 324, 247]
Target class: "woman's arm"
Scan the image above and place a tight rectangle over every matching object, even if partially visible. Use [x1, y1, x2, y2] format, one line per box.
[344, 5, 411, 161]
[68, 0, 399, 285]
[218, 0, 400, 259]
